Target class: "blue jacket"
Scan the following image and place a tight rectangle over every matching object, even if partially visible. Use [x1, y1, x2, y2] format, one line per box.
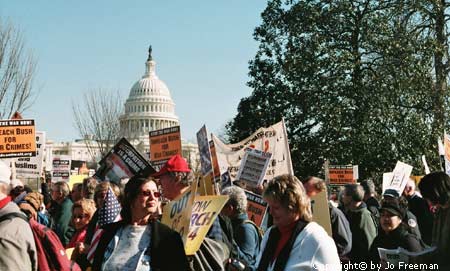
[230, 213, 260, 269]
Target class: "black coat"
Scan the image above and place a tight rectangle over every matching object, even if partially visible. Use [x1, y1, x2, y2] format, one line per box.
[407, 194, 433, 245]
[369, 224, 422, 264]
[92, 220, 189, 271]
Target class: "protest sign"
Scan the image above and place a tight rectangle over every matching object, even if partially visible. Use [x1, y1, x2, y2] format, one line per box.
[382, 172, 394, 193]
[69, 175, 88, 190]
[52, 155, 71, 182]
[0, 119, 36, 158]
[310, 189, 332, 236]
[198, 173, 216, 196]
[149, 126, 181, 168]
[378, 246, 436, 267]
[212, 120, 293, 182]
[383, 161, 413, 195]
[219, 171, 232, 190]
[328, 165, 358, 185]
[161, 186, 196, 245]
[185, 195, 229, 255]
[236, 148, 272, 187]
[15, 131, 45, 178]
[245, 190, 267, 227]
[444, 133, 450, 175]
[196, 125, 213, 175]
[209, 140, 221, 179]
[94, 138, 155, 183]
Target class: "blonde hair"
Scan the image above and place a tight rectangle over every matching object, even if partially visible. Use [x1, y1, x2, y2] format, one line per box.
[72, 198, 96, 218]
[263, 174, 312, 222]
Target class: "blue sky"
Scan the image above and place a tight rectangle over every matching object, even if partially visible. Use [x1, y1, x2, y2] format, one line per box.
[1, 1, 267, 142]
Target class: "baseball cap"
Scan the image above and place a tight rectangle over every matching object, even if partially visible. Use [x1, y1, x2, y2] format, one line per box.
[152, 154, 191, 177]
[380, 201, 405, 218]
[0, 161, 11, 185]
[383, 189, 400, 198]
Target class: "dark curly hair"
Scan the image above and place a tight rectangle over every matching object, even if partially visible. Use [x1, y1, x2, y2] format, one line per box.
[120, 176, 153, 223]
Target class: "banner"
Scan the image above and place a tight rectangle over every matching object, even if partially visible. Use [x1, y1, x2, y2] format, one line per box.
[383, 161, 413, 195]
[0, 119, 36, 158]
[196, 125, 213, 176]
[149, 126, 181, 168]
[328, 165, 358, 185]
[236, 148, 272, 187]
[245, 190, 267, 227]
[52, 155, 71, 182]
[212, 120, 293, 182]
[94, 138, 155, 183]
[15, 131, 45, 178]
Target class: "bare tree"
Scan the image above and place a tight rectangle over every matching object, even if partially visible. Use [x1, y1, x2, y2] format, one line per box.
[0, 19, 37, 119]
[72, 88, 124, 161]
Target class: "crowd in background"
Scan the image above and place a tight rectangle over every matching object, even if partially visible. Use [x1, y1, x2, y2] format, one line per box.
[0, 154, 449, 271]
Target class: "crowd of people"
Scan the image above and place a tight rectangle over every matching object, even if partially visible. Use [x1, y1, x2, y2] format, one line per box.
[0, 154, 449, 271]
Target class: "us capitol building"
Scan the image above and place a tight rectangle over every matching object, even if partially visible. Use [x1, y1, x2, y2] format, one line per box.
[47, 47, 199, 171]
[120, 46, 198, 167]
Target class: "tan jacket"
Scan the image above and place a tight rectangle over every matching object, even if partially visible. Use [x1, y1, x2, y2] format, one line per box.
[0, 201, 37, 271]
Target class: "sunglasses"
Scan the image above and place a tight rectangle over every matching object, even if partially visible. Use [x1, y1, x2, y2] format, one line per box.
[141, 190, 161, 198]
[73, 214, 88, 220]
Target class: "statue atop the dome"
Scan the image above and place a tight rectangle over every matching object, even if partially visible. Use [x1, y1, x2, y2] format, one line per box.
[147, 45, 153, 61]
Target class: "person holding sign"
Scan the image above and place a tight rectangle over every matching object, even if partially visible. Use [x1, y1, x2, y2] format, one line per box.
[153, 154, 231, 271]
[91, 176, 188, 271]
[369, 201, 422, 267]
[255, 174, 340, 271]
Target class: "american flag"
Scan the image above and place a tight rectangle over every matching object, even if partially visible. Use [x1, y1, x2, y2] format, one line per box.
[87, 186, 121, 262]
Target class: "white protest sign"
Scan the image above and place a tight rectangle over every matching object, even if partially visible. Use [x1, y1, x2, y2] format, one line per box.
[383, 161, 413, 195]
[51, 155, 71, 182]
[15, 131, 46, 178]
[212, 120, 293, 182]
[236, 148, 272, 187]
[444, 133, 450, 175]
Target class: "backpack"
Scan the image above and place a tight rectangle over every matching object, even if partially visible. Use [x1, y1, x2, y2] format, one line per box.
[0, 212, 81, 271]
[367, 205, 380, 234]
[243, 219, 264, 242]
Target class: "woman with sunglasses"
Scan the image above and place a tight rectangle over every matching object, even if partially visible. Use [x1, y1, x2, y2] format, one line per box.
[92, 176, 188, 271]
[67, 199, 96, 270]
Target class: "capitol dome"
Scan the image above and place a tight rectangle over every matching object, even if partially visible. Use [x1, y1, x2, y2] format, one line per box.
[120, 47, 179, 152]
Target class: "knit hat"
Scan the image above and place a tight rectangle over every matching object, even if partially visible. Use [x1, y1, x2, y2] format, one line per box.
[151, 154, 191, 177]
[380, 201, 405, 218]
[0, 161, 11, 185]
[24, 192, 44, 211]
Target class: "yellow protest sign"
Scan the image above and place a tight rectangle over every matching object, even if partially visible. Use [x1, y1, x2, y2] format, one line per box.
[310, 189, 332, 236]
[161, 186, 195, 244]
[68, 175, 88, 190]
[184, 195, 229, 255]
[0, 119, 36, 158]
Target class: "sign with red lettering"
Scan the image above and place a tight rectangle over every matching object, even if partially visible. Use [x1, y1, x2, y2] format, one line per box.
[328, 165, 358, 184]
[149, 126, 181, 168]
[0, 119, 36, 158]
[245, 190, 267, 227]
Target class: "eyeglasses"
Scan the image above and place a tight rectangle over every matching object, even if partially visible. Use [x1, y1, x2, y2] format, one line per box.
[73, 214, 88, 220]
[141, 190, 161, 198]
